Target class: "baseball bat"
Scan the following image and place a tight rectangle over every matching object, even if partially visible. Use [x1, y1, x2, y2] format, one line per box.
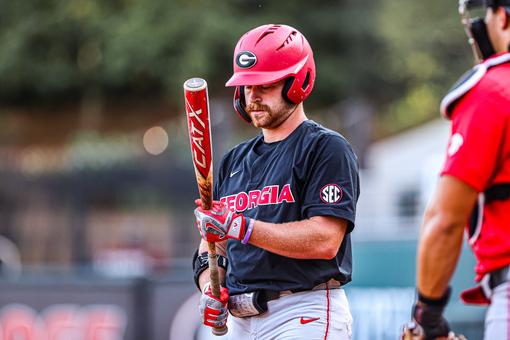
[184, 77, 227, 336]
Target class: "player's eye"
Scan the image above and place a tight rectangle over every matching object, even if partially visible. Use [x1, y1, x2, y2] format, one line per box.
[260, 84, 276, 90]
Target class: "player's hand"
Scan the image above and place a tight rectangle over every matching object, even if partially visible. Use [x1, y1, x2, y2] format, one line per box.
[194, 199, 251, 242]
[401, 321, 467, 340]
[410, 300, 451, 339]
[199, 282, 229, 329]
[402, 286, 461, 340]
[400, 287, 460, 340]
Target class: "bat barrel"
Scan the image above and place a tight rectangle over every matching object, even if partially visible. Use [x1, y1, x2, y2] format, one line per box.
[184, 77, 227, 336]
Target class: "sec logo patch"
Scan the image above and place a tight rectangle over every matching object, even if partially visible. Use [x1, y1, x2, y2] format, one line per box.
[320, 184, 342, 204]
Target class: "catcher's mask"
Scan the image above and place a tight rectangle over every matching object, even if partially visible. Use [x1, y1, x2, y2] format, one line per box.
[225, 24, 316, 123]
[459, 0, 510, 62]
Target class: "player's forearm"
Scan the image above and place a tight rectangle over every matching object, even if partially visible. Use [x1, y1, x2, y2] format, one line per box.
[198, 240, 227, 291]
[416, 212, 465, 298]
[199, 239, 227, 255]
[248, 216, 346, 259]
[416, 176, 478, 298]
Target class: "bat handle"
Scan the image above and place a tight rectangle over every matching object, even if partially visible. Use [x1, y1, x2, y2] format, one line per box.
[208, 242, 228, 336]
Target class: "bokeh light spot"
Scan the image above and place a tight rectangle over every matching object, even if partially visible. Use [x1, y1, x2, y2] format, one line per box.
[143, 126, 168, 155]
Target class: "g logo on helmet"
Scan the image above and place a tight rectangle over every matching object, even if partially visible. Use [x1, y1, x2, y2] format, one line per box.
[236, 51, 257, 68]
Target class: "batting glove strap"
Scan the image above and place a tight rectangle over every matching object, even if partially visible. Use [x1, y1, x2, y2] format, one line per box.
[418, 286, 451, 306]
[226, 214, 248, 240]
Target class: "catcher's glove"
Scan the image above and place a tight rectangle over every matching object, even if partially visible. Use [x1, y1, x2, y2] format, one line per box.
[401, 321, 467, 340]
[402, 287, 467, 340]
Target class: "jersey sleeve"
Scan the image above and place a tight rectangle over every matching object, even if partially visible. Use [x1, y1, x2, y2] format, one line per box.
[301, 135, 360, 232]
[441, 86, 508, 192]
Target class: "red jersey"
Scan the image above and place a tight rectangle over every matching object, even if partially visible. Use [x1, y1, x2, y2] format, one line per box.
[440, 53, 510, 278]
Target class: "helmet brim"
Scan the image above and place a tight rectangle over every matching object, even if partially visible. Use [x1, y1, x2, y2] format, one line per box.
[225, 71, 289, 87]
[225, 55, 310, 87]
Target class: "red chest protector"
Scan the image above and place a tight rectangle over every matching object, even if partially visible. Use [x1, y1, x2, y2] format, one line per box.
[440, 53, 510, 119]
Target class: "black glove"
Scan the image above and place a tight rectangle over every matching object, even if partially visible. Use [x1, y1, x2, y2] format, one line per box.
[412, 287, 451, 340]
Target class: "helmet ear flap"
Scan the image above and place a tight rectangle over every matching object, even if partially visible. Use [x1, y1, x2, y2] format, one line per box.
[282, 69, 313, 104]
[233, 86, 252, 123]
[282, 77, 295, 104]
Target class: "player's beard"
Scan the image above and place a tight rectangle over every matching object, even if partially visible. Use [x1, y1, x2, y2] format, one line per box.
[246, 100, 297, 129]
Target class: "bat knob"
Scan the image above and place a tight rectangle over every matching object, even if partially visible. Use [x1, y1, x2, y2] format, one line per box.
[184, 78, 207, 91]
[212, 325, 228, 336]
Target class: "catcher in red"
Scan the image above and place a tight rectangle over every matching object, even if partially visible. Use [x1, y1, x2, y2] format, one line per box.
[404, 0, 510, 339]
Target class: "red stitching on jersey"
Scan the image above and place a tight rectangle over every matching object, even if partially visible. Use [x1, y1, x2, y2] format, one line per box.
[324, 283, 330, 340]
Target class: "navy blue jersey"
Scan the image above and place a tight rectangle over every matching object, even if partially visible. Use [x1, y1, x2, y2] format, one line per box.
[214, 120, 359, 295]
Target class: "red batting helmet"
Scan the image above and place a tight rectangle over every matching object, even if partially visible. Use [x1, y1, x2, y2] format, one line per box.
[225, 24, 316, 122]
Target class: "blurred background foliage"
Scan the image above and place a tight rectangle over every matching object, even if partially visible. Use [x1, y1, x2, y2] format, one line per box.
[0, 0, 472, 137]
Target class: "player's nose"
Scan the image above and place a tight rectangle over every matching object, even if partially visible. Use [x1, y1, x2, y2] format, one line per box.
[245, 86, 262, 103]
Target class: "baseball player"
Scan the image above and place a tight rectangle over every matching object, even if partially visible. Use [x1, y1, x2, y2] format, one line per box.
[404, 0, 510, 339]
[192, 24, 359, 339]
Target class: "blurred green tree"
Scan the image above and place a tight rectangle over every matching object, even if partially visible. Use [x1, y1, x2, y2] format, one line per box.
[374, 0, 472, 134]
[0, 0, 474, 136]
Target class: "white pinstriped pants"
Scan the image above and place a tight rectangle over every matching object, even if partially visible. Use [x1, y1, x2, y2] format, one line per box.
[485, 280, 510, 340]
[227, 288, 352, 340]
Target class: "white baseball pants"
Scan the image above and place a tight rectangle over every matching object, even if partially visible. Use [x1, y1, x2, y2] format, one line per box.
[227, 287, 352, 340]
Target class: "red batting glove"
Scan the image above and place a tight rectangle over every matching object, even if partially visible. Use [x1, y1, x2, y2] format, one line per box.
[194, 199, 251, 243]
[199, 282, 229, 329]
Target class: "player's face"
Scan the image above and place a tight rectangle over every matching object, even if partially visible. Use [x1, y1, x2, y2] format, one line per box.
[244, 80, 296, 129]
[485, 7, 510, 53]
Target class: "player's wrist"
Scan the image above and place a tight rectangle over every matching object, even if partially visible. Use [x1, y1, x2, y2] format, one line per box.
[202, 281, 211, 293]
[193, 250, 228, 290]
[417, 286, 451, 307]
[241, 217, 255, 244]
[225, 213, 252, 242]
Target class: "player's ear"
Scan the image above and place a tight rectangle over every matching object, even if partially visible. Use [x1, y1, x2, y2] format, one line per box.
[498, 6, 510, 29]
[504, 7, 510, 29]
[234, 86, 251, 123]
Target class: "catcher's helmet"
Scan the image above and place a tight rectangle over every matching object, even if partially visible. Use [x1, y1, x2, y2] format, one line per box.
[459, 0, 510, 62]
[225, 24, 316, 122]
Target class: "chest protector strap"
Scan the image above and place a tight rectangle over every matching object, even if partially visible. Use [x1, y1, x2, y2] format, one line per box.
[468, 184, 510, 244]
[440, 53, 510, 119]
